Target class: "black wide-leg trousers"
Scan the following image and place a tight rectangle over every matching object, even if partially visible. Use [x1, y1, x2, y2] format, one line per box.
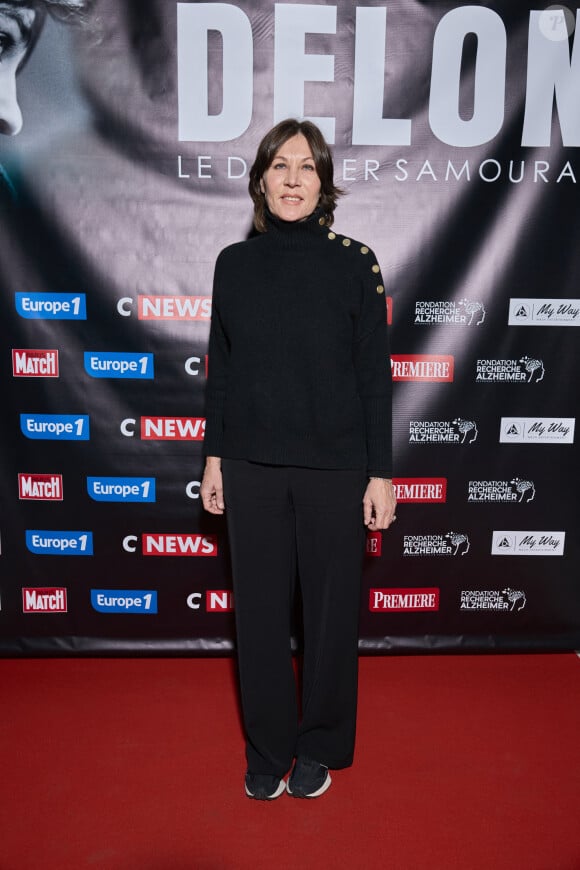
[222, 459, 367, 777]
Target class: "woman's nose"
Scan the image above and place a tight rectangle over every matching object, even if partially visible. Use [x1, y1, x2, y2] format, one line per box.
[284, 164, 300, 186]
[0, 75, 24, 136]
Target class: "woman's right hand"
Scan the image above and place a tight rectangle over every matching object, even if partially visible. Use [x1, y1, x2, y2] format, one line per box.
[200, 456, 225, 514]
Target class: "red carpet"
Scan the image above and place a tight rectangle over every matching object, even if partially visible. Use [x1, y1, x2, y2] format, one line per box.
[0, 654, 579, 870]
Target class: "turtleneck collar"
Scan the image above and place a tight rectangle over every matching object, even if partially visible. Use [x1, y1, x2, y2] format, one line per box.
[263, 206, 331, 247]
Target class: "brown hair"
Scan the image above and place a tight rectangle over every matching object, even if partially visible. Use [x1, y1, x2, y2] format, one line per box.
[249, 118, 343, 233]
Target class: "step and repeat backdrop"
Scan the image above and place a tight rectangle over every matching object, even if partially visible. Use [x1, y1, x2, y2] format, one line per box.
[1, 1, 579, 654]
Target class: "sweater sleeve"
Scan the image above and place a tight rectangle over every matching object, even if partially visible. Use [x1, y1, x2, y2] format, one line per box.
[353, 253, 393, 478]
[202, 253, 230, 457]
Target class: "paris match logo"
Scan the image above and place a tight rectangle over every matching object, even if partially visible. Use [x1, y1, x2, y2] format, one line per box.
[18, 474, 63, 501]
[12, 349, 59, 378]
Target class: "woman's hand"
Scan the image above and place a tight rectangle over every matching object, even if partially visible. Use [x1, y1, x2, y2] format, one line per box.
[363, 478, 397, 530]
[200, 456, 225, 515]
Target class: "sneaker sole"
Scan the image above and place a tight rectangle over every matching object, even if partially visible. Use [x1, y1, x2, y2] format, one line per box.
[286, 771, 332, 799]
[245, 778, 286, 800]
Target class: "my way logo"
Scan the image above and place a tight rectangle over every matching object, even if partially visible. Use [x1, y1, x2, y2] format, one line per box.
[122, 533, 218, 556]
[475, 356, 545, 383]
[500, 418, 575, 444]
[369, 588, 440, 612]
[391, 355, 454, 382]
[26, 530, 93, 556]
[409, 418, 478, 444]
[22, 588, 68, 613]
[19, 474, 63, 501]
[392, 478, 447, 503]
[15, 293, 86, 320]
[20, 414, 90, 441]
[508, 298, 580, 326]
[84, 352, 154, 379]
[91, 590, 158, 614]
[415, 299, 485, 326]
[120, 417, 206, 440]
[12, 349, 59, 378]
[460, 589, 527, 612]
[404, 532, 470, 556]
[468, 478, 535, 503]
[116, 295, 212, 320]
[492, 531, 565, 556]
[87, 477, 156, 503]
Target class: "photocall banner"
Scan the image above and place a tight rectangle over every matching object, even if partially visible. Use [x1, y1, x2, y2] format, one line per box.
[1, 0, 579, 655]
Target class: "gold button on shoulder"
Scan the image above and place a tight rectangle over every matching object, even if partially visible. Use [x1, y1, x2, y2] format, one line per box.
[318, 216, 326, 226]
[376, 285, 385, 294]
[342, 238, 351, 247]
[360, 246, 369, 255]
[328, 231, 336, 240]
[372, 264, 380, 274]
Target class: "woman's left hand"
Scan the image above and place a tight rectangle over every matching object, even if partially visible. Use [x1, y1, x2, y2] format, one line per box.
[363, 478, 397, 530]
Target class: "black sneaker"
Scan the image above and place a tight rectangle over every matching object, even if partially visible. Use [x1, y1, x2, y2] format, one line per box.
[244, 772, 286, 800]
[286, 757, 331, 798]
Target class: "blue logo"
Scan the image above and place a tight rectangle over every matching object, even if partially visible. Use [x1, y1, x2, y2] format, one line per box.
[91, 590, 158, 614]
[26, 530, 94, 555]
[84, 352, 154, 379]
[20, 414, 90, 440]
[87, 477, 156, 502]
[15, 293, 87, 320]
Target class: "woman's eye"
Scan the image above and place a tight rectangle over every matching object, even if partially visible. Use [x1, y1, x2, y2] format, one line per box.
[0, 33, 14, 59]
[273, 162, 286, 170]
[303, 164, 315, 171]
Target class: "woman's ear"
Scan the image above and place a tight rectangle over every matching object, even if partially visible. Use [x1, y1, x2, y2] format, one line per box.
[259, 178, 265, 194]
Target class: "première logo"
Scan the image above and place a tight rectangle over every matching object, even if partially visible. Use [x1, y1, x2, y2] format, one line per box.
[391, 354, 454, 382]
[19, 474, 63, 501]
[12, 349, 59, 378]
[22, 587, 68, 613]
[392, 477, 447, 503]
[370, 588, 440, 612]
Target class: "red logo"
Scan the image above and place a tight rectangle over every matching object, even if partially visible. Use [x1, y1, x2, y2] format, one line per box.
[141, 417, 205, 440]
[366, 532, 382, 556]
[12, 349, 59, 378]
[392, 478, 447, 503]
[22, 587, 68, 613]
[138, 295, 212, 321]
[206, 590, 234, 612]
[391, 355, 454, 382]
[142, 533, 217, 556]
[18, 473, 63, 501]
[370, 588, 440, 612]
[386, 296, 393, 326]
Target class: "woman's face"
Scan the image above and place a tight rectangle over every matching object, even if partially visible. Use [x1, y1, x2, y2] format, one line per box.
[260, 133, 322, 223]
[0, 3, 37, 136]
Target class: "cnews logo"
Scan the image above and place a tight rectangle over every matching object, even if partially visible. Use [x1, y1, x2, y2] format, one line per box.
[22, 587, 67, 613]
[12, 349, 59, 378]
[25, 530, 93, 556]
[393, 477, 447, 503]
[120, 417, 206, 440]
[391, 355, 454, 382]
[15, 293, 86, 320]
[87, 477, 156, 503]
[370, 588, 440, 612]
[19, 473, 63, 501]
[20, 414, 90, 441]
[116, 295, 212, 320]
[91, 590, 158, 614]
[122, 533, 218, 556]
[187, 591, 234, 611]
[84, 352, 154, 379]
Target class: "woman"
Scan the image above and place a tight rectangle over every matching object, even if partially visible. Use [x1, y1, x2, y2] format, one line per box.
[201, 118, 396, 801]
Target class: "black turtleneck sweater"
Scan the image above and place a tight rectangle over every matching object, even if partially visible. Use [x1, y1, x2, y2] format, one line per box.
[203, 209, 392, 478]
